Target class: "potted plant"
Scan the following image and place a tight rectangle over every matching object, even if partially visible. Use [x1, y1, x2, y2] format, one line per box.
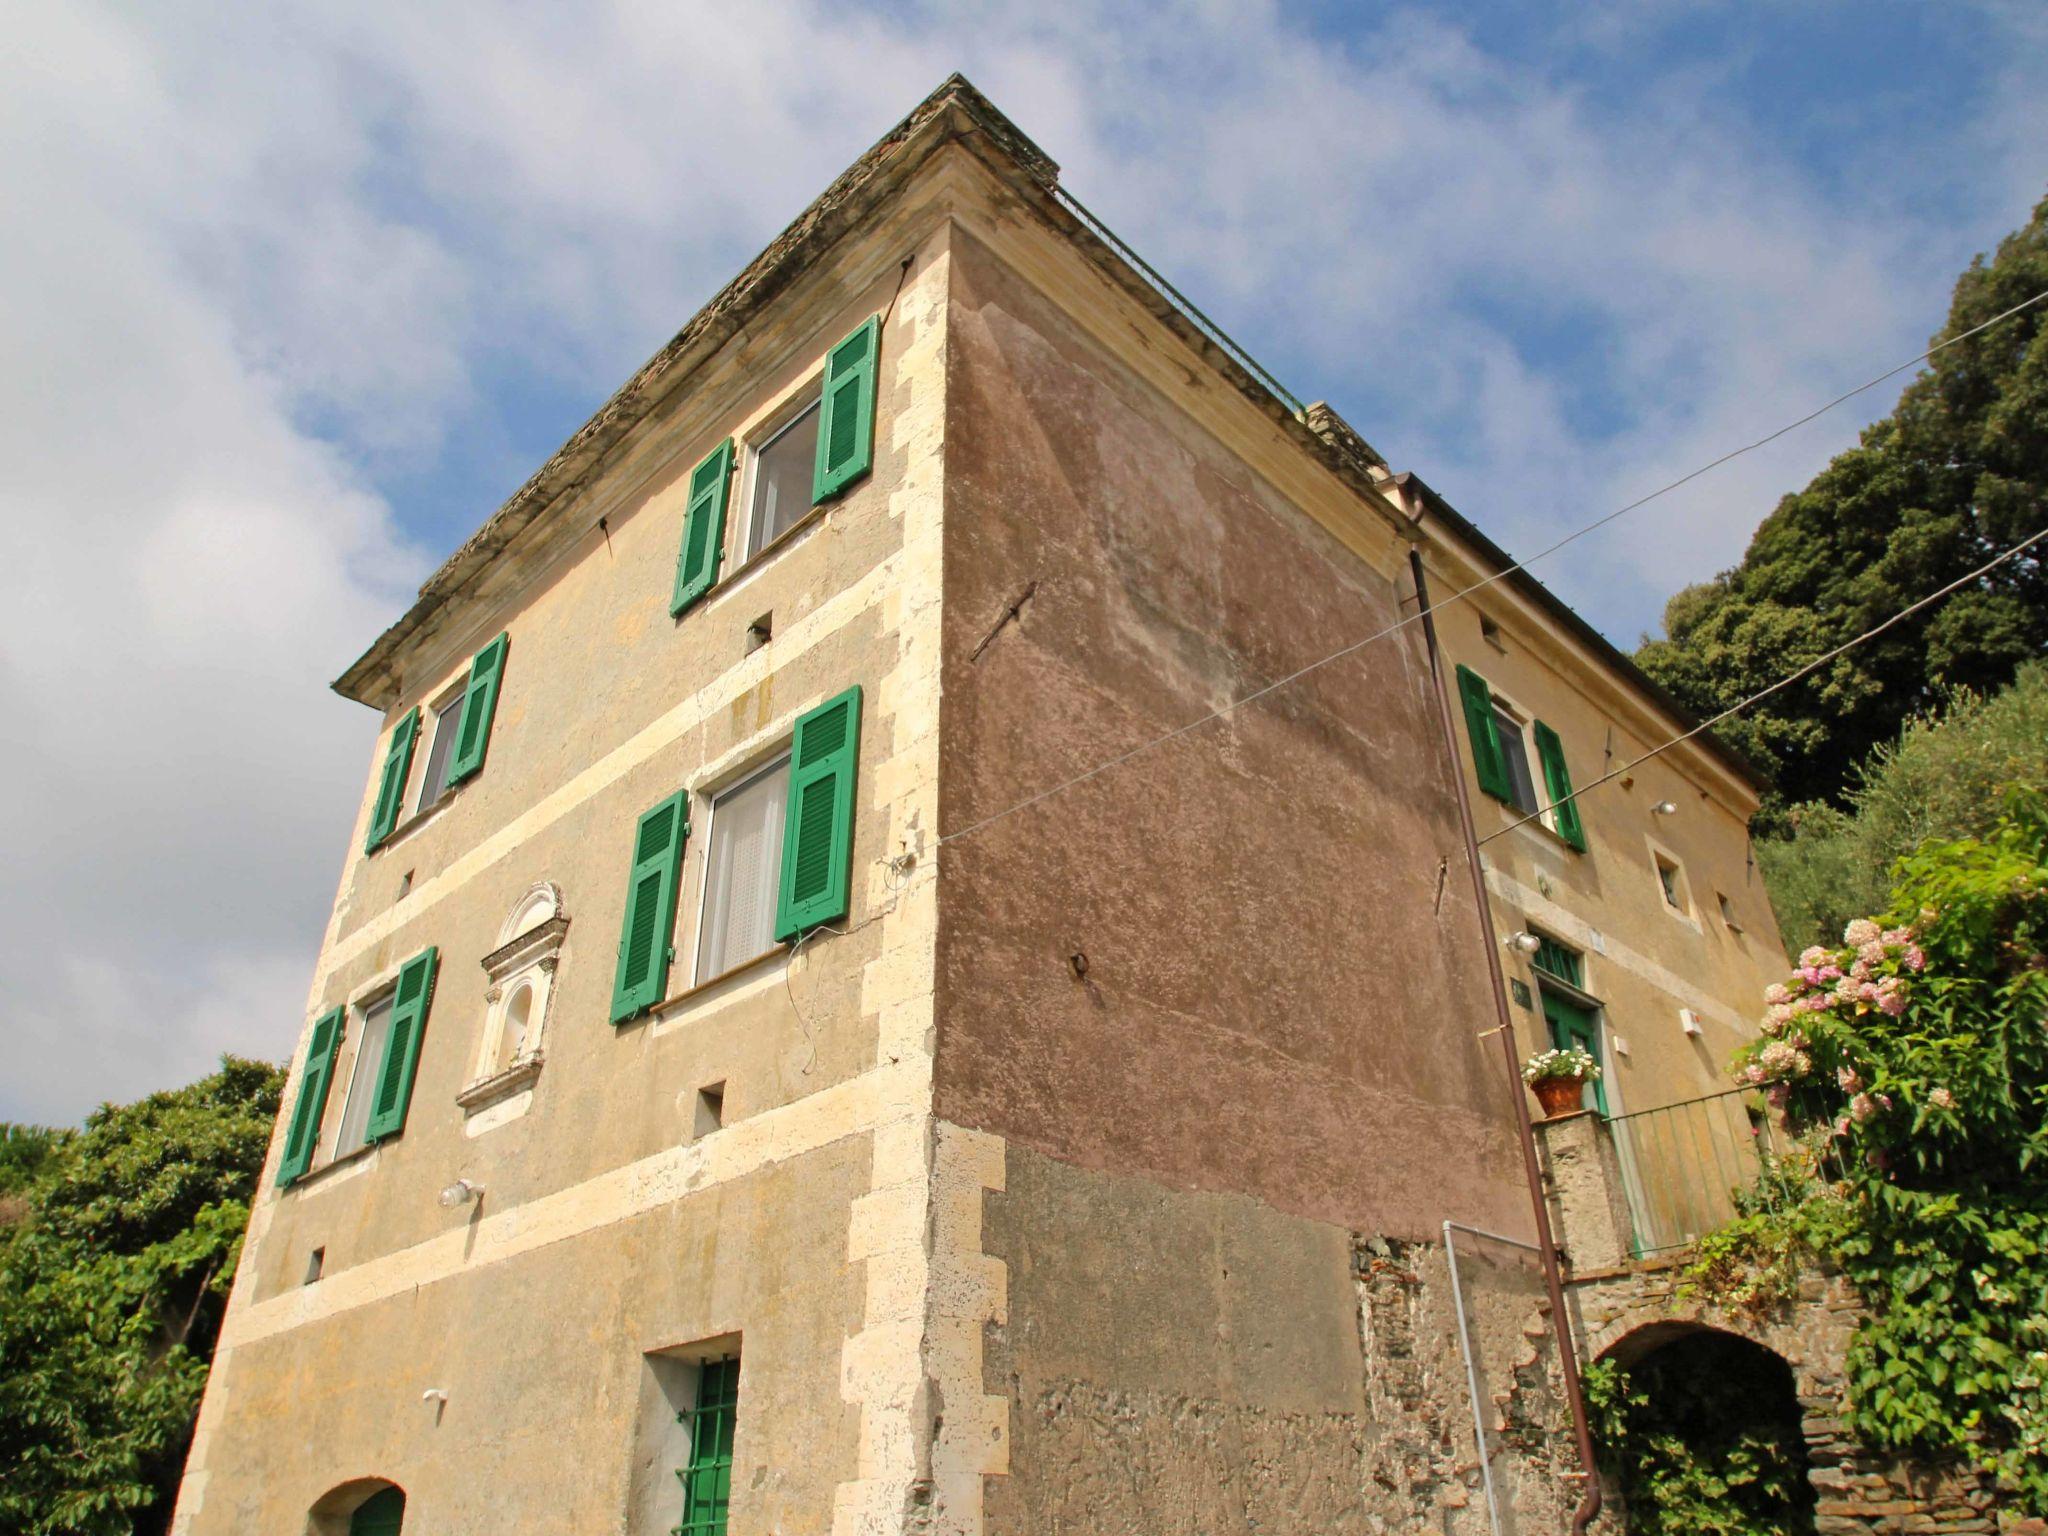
[1522, 1046, 1601, 1119]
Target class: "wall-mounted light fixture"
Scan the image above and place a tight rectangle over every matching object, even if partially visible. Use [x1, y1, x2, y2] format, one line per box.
[1505, 931, 1543, 955]
[437, 1178, 485, 1209]
[1652, 800, 1679, 817]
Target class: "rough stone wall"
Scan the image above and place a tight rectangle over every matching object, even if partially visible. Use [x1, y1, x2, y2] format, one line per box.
[1570, 1262, 2002, 1536]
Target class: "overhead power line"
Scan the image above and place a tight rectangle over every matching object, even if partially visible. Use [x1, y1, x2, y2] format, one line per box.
[936, 287, 2048, 851]
[1478, 522, 2048, 846]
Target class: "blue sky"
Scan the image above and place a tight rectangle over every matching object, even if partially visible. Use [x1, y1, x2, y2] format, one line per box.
[2, 1, 2043, 1123]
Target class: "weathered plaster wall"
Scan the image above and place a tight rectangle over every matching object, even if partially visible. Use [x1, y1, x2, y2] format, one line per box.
[1426, 581, 1790, 1121]
[177, 191, 967, 1535]
[933, 223, 1526, 1242]
[931, 218, 1542, 1533]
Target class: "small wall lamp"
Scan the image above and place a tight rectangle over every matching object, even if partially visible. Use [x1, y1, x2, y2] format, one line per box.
[1652, 800, 1679, 817]
[1505, 931, 1543, 955]
[437, 1178, 485, 1209]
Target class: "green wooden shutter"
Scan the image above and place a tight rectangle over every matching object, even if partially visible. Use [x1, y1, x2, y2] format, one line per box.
[677, 1356, 739, 1536]
[1454, 664, 1512, 803]
[671, 439, 735, 616]
[275, 1008, 345, 1188]
[775, 687, 862, 941]
[364, 947, 438, 1143]
[364, 708, 420, 853]
[1532, 720, 1587, 851]
[812, 317, 879, 503]
[610, 791, 690, 1022]
[445, 632, 509, 787]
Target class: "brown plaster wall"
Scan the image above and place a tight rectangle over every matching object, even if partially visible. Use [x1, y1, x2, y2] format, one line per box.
[931, 224, 1527, 1243]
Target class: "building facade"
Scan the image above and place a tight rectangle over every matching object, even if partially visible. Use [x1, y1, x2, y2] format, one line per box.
[174, 78, 1786, 1536]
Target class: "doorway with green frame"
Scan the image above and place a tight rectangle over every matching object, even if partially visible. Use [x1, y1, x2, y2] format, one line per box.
[1540, 988, 1609, 1116]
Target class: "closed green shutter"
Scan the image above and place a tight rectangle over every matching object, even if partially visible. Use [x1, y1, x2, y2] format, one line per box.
[445, 632, 509, 786]
[364, 947, 438, 1143]
[610, 791, 690, 1022]
[1454, 665, 1512, 803]
[775, 687, 862, 941]
[364, 708, 420, 853]
[671, 439, 735, 616]
[1532, 720, 1587, 851]
[811, 317, 879, 502]
[676, 1356, 739, 1536]
[276, 1008, 345, 1188]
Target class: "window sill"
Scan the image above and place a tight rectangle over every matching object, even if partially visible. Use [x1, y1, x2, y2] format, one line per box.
[288, 1141, 379, 1197]
[456, 1053, 544, 1114]
[373, 774, 470, 856]
[699, 505, 829, 613]
[654, 945, 790, 1019]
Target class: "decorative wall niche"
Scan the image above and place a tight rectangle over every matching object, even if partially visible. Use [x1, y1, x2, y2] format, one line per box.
[456, 883, 567, 1122]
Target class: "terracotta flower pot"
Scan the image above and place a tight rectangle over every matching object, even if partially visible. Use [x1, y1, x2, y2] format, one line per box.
[1531, 1075, 1588, 1119]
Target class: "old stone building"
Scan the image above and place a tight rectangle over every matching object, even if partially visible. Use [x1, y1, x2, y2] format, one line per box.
[172, 77, 1792, 1535]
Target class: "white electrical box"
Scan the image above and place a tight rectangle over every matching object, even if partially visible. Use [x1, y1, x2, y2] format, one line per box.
[1679, 1008, 1703, 1037]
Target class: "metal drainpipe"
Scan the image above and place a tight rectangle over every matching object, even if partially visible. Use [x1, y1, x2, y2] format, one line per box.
[1406, 540, 1603, 1536]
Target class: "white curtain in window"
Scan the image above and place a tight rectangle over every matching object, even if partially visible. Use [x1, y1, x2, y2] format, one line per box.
[697, 761, 789, 978]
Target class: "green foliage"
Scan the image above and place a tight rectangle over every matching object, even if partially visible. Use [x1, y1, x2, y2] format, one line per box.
[1636, 196, 2048, 810]
[1727, 791, 2048, 1506]
[1759, 664, 2048, 948]
[0, 1058, 283, 1536]
[1584, 1335, 1818, 1536]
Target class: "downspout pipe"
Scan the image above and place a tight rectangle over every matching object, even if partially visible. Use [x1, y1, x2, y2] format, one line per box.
[1406, 541, 1603, 1536]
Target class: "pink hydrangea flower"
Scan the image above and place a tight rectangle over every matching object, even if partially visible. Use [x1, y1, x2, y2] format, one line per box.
[1763, 983, 1790, 1006]
[1765, 1084, 1791, 1111]
[1799, 945, 1829, 968]
[1929, 1087, 1956, 1110]
[1837, 1066, 1862, 1092]
[1905, 947, 1926, 972]
[1850, 1092, 1879, 1123]
[1844, 918, 1881, 947]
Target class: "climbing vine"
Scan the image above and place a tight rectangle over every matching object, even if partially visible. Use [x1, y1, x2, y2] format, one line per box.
[1723, 788, 2048, 1509]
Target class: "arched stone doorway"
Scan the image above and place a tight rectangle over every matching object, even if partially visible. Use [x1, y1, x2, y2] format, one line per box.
[307, 1479, 405, 1536]
[1595, 1324, 1815, 1536]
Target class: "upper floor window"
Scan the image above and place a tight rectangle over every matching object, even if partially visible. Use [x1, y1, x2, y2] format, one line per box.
[696, 757, 790, 981]
[1455, 664, 1587, 852]
[415, 681, 468, 814]
[332, 990, 397, 1160]
[743, 391, 822, 558]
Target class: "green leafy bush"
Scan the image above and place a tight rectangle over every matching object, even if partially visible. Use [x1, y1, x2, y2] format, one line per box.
[1729, 788, 2048, 1505]
[0, 1057, 282, 1536]
[1758, 663, 2048, 949]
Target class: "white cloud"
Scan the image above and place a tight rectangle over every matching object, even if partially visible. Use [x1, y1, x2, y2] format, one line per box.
[1, 0, 2041, 1120]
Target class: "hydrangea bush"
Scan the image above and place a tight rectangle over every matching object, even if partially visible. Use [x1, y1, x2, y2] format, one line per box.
[1723, 789, 2048, 1508]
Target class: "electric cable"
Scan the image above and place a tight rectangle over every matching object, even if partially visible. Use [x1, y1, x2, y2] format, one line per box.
[934, 286, 2048, 851]
[1476, 522, 2048, 845]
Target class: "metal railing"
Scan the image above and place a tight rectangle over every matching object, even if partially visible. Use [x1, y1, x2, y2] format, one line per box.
[1604, 1086, 1836, 1257]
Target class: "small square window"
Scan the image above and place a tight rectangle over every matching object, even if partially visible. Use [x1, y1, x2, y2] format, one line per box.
[1655, 854, 1685, 911]
[745, 394, 821, 557]
[415, 686, 468, 813]
[304, 1247, 325, 1285]
[693, 1082, 726, 1139]
[1717, 892, 1743, 933]
[1479, 614, 1507, 653]
[695, 758, 791, 980]
[331, 992, 396, 1159]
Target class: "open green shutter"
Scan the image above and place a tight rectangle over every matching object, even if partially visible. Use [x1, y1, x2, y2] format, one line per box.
[276, 1008, 345, 1188]
[364, 947, 437, 1143]
[775, 687, 862, 941]
[812, 317, 879, 503]
[445, 632, 509, 786]
[671, 439, 735, 616]
[611, 791, 690, 1022]
[1454, 665, 1512, 803]
[1532, 720, 1587, 851]
[364, 708, 420, 853]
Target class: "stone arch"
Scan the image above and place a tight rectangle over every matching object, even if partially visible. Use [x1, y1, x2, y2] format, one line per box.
[307, 1478, 405, 1536]
[1594, 1322, 1816, 1534]
[497, 880, 563, 944]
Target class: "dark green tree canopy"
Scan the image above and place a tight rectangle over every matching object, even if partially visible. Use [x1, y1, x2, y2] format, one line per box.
[1638, 194, 2048, 808]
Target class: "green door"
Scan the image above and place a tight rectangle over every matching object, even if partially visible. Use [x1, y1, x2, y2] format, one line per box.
[1541, 989, 1609, 1116]
[350, 1487, 403, 1536]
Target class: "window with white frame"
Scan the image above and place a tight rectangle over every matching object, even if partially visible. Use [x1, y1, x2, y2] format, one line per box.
[331, 992, 396, 1158]
[414, 683, 469, 814]
[1491, 699, 1542, 818]
[695, 757, 790, 980]
[743, 391, 821, 557]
